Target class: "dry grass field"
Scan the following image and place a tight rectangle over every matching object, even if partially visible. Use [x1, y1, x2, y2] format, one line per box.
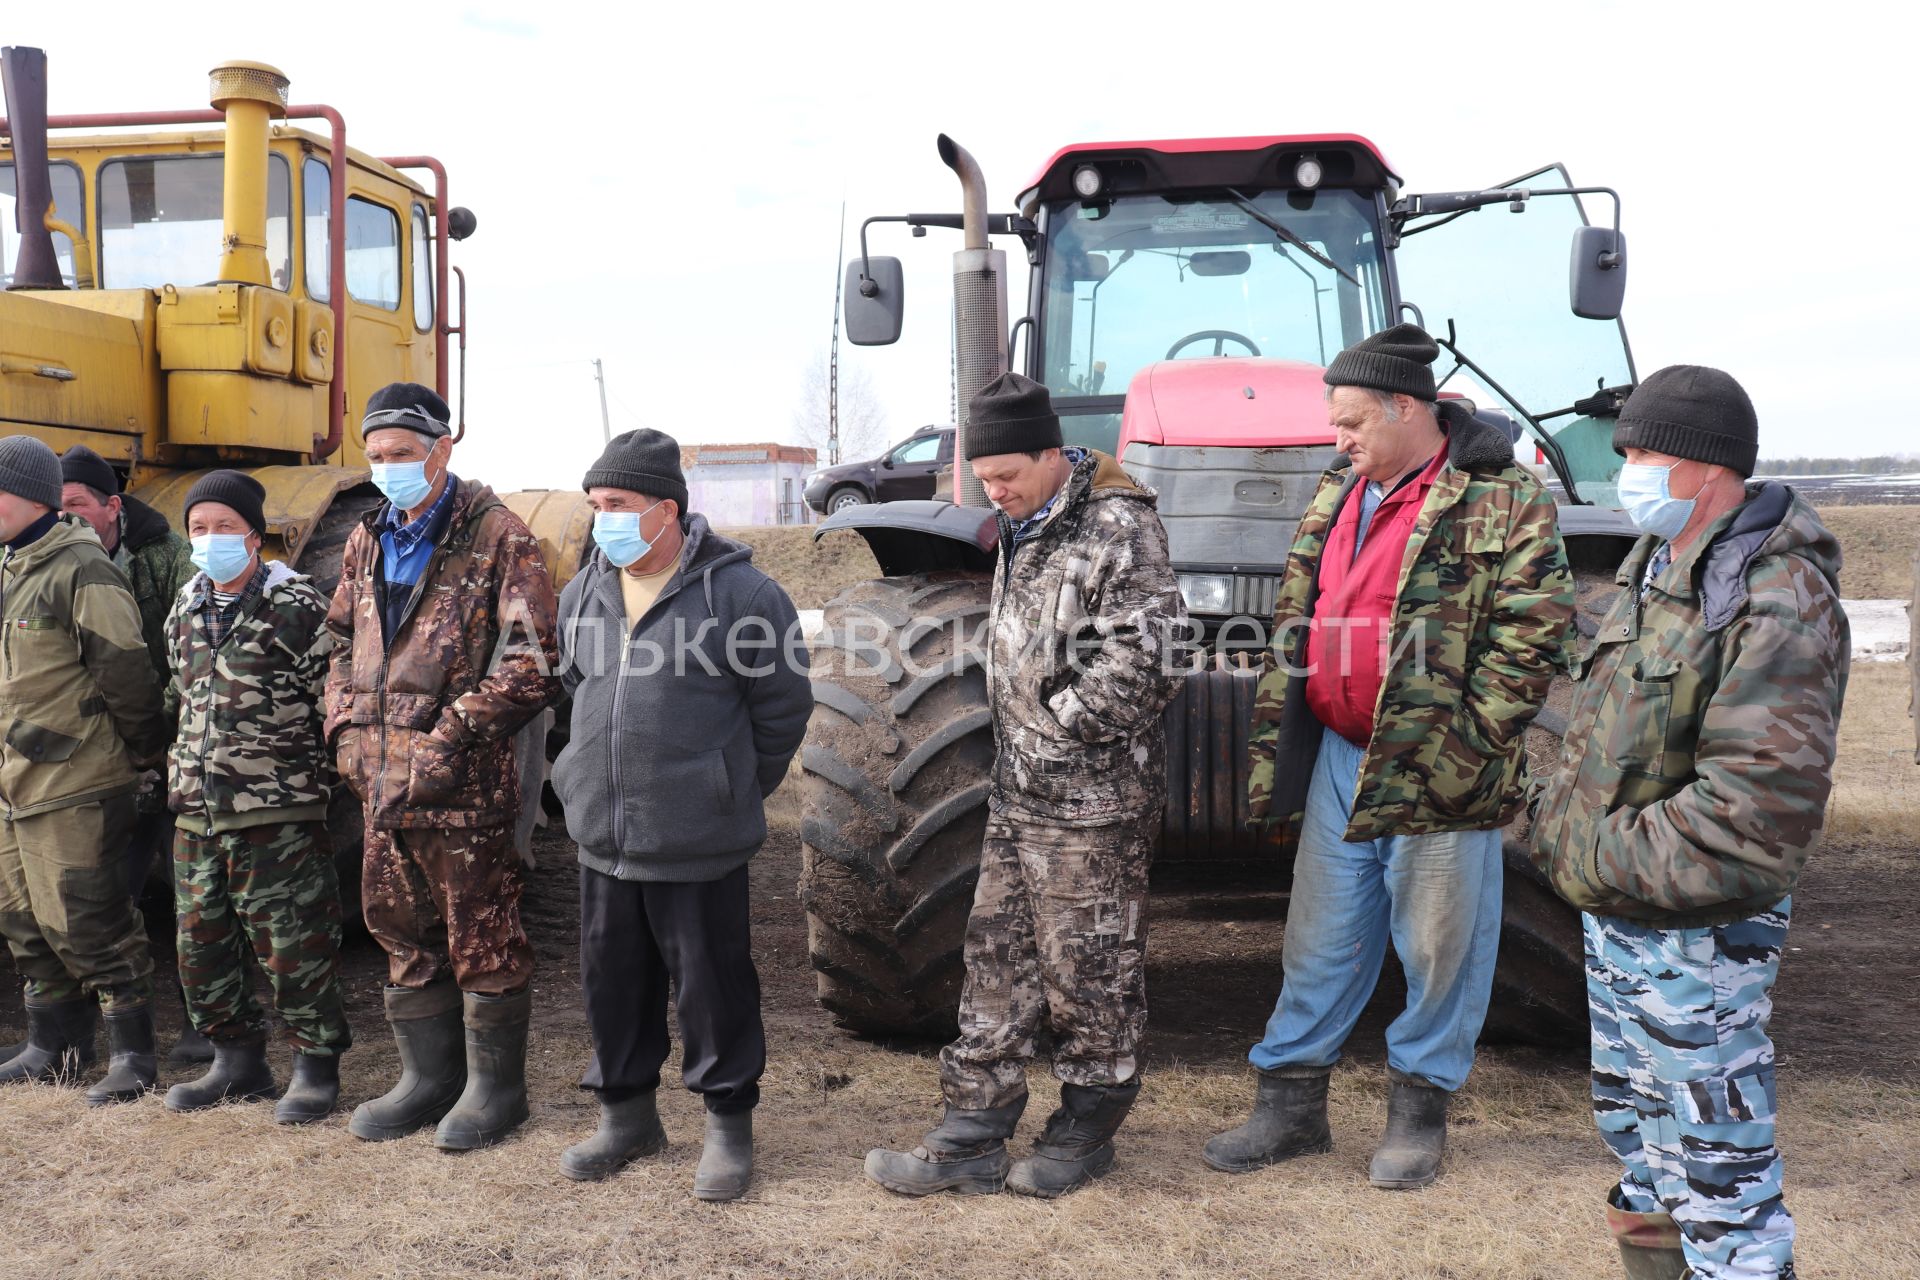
[1, 508, 1915, 1279]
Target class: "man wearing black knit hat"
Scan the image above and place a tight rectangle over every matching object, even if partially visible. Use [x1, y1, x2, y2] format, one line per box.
[161, 470, 351, 1123]
[1532, 367, 1845, 1280]
[867, 373, 1186, 1200]
[1207, 323, 1572, 1190]
[551, 428, 810, 1200]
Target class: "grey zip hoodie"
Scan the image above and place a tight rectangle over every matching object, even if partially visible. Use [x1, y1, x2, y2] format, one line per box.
[554, 514, 810, 882]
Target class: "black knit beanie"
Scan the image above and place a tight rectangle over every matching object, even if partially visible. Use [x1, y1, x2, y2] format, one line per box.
[361, 381, 453, 440]
[965, 372, 1063, 457]
[1612, 365, 1758, 477]
[1323, 322, 1439, 401]
[60, 445, 121, 498]
[183, 469, 268, 535]
[583, 428, 688, 512]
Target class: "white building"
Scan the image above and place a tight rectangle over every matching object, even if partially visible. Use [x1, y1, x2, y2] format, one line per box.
[682, 443, 818, 527]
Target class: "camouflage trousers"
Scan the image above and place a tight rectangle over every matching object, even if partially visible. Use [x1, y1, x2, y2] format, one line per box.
[938, 811, 1152, 1111]
[0, 797, 152, 1010]
[362, 823, 533, 995]
[174, 821, 350, 1054]
[1585, 902, 1795, 1280]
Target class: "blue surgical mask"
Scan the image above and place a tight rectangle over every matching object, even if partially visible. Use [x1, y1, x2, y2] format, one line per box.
[370, 460, 435, 511]
[592, 503, 663, 569]
[190, 533, 254, 585]
[1616, 462, 1695, 540]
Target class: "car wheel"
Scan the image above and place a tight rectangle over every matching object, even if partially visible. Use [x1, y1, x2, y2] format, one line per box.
[828, 487, 869, 513]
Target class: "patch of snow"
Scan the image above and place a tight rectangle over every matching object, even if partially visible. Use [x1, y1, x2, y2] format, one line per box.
[1844, 599, 1909, 664]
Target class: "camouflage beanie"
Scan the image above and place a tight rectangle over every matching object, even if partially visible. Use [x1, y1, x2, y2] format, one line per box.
[1612, 365, 1758, 478]
[1323, 323, 1439, 401]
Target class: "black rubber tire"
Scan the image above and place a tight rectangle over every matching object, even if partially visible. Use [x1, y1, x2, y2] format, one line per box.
[1483, 547, 1630, 1045]
[827, 487, 869, 514]
[799, 572, 995, 1038]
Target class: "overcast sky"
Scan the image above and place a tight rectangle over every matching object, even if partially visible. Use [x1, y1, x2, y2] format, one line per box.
[15, 1, 1912, 486]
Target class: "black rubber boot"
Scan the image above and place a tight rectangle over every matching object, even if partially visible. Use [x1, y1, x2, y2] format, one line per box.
[693, 1109, 754, 1202]
[164, 1034, 276, 1111]
[349, 982, 467, 1142]
[560, 1090, 668, 1182]
[0, 998, 97, 1084]
[1007, 1081, 1141, 1199]
[274, 1052, 342, 1125]
[167, 988, 215, 1068]
[1202, 1064, 1334, 1173]
[864, 1096, 1027, 1197]
[434, 987, 531, 1151]
[85, 1004, 158, 1106]
[1368, 1070, 1448, 1190]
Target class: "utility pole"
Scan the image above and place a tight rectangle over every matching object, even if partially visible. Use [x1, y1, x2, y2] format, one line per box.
[828, 201, 846, 467]
[592, 357, 611, 444]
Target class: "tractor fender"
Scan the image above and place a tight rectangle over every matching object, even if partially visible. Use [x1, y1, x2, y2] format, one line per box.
[812, 498, 998, 576]
[498, 488, 596, 591]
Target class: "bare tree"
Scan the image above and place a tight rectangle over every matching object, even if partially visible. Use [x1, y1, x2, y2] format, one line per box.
[792, 352, 892, 465]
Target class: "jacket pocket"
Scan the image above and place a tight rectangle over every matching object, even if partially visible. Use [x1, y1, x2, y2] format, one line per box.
[5, 718, 82, 765]
[404, 727, 467, 809]
[1605, 670, 1672, 775]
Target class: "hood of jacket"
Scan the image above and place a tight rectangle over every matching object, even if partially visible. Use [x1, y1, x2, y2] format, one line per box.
[179, 558, 305, 612]
[120, 494, 176, 554]
[1619, 482, 1840, 634]
[1326, 399, 1518, 480]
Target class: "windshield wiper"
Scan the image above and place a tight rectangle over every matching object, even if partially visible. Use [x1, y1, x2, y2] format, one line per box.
[1224, 187, 1360, 287]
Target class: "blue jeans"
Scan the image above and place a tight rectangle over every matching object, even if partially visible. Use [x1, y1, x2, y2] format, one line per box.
[1249, 727, 1504, 1091]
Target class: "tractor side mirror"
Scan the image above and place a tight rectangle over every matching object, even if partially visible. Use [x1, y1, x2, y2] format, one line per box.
[845, 256, 905, 346]
[1570, 225, 1627, 320]
[447, 207, 478, 241]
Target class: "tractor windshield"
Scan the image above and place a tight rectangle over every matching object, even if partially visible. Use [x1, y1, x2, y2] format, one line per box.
[1037, 188, 1391, 443]
[97, 153, 293, 291]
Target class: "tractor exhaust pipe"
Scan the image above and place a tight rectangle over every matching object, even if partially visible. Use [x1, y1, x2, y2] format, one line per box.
[208, 60, 290, 286]
[1, 46, 65, 291]
[937, 134, 1006, 509]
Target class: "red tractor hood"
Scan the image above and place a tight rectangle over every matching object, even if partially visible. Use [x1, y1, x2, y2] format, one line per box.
[1117, 358, 1337, 452]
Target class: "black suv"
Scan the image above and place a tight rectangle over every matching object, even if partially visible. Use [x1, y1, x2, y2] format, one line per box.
[803, 425, 953, 514]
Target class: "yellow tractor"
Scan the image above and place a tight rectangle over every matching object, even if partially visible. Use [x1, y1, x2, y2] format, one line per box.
[1, 47, 591, 885]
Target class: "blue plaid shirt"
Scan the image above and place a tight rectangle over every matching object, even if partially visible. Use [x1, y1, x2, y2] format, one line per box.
[380, 472, 458, 591]
[1011, 446, 1089, 543]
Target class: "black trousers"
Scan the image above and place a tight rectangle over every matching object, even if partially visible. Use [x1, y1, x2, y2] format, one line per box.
[578, 863, 765, 1114]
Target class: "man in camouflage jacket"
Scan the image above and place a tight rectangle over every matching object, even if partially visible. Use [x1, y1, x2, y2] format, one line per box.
[0, 436, 169, 1106]
[1532, 367, 1846, 1280]
[867, 372, 1186, 1201]
[324, 382, 560, 1152]
[1205, 326, 1572, 1190]
[158, 471, 351, 1125]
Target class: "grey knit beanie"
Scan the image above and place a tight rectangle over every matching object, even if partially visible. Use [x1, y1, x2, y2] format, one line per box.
[0, 436, 64, 509]
[1612, 365, 1758, 477]
[583, 428, 689, 511]
[1323, 323, 1440, 401]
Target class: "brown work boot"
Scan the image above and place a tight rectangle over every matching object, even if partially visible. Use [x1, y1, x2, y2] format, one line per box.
[865, 1096, 1027, 1197]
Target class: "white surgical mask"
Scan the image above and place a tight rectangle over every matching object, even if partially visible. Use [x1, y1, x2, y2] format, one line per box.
[1616, 462, 1695, 540]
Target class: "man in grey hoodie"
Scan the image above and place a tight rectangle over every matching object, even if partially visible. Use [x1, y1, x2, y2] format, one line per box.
[551, 429, 811, 1201]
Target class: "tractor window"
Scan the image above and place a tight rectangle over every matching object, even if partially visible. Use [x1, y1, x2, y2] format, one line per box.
[97, 154, 291, 290]
[304, 157, 329, 298]
[0, 161, 85, 288]
[1394, 164, 1636, 503]
[411, 203, 433, 331]
[1038, 188, 1389, 400]
[346, 198, 401, 310]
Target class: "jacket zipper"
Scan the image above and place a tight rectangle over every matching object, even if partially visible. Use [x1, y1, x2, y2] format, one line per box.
[603, 558, 690, 855]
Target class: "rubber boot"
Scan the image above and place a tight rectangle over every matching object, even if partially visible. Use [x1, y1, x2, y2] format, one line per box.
[274, 1052, 342, 1125]
[0, 998, 98, 1084]
[1607, 1188, 1688, 1280]
[864, 1096, 1027, 1197]
[560, 1090, 667, 1182]
[434, 987, 531, 1151]
[1202, 1064, 1334, 1173]
[349, 982, 467, 1142]
[167, 986, 215, 1067]
[693, 1109, 754, 1202]
[85, 1004, 158, 1106]
[1368, 1070, 1448, 1190]
[1007, 1081, 1140, 1199]
[164, 1033, 276, 1111]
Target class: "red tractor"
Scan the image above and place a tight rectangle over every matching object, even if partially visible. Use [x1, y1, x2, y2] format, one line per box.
[801, 133, 1639, 1043]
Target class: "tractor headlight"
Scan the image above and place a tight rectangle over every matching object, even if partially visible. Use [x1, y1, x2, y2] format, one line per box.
[1177, 573, 1233, 615]
[1294, 155, 1324, 190]
[1072, 165, 1103, 199]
